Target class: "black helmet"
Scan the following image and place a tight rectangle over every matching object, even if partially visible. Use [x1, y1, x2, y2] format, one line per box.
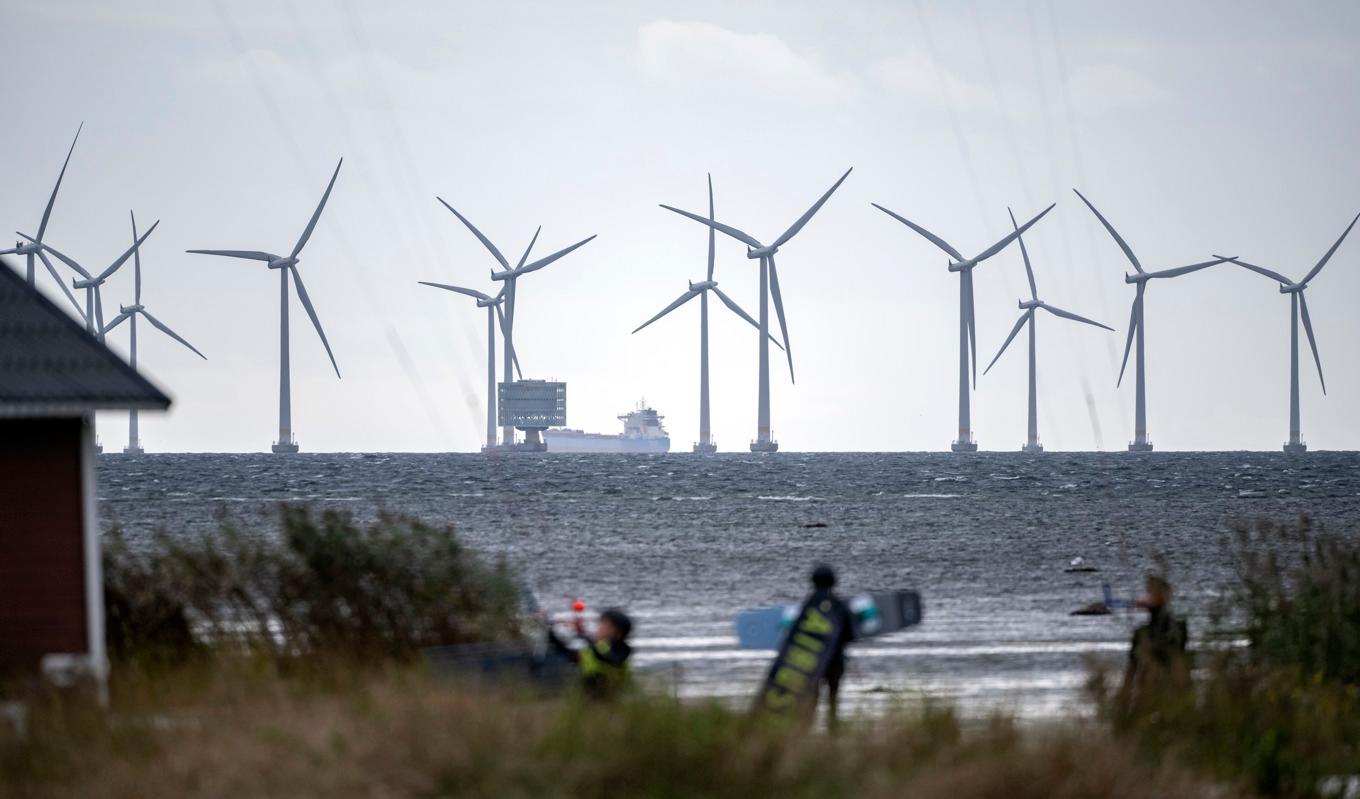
[811, 564, 836, 590]
[601, 608, 633, 639]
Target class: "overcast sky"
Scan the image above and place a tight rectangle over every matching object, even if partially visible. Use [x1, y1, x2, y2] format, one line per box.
[5, 0, 1359, 452]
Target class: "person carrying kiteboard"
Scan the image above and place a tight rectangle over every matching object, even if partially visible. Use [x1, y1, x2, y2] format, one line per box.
[545, 606, 634, 699]
[755, 564, 856, 726]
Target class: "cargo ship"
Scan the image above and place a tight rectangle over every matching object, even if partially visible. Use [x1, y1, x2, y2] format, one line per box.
[544, 403, 671, 453]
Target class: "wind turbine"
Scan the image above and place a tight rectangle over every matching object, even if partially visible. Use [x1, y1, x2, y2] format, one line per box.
[23, 219, 161, 341]
[983, 208, 1112, 453]
[1214, 210, 1359, 454]
[1, 123, 87, 317]
[418, 281, 519, 450]
[103, 211, 206, 454]
[1073, 189, 1231, 452]
[634, 175, 780, 454]
[660, 167, 853, 452]
[435, 197, 595, 447]
[872, 200, 1056, 452]
[188, 158, 343, 454]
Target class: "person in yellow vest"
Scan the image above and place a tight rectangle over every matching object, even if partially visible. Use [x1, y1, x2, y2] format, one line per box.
[547, 607, 634, 698]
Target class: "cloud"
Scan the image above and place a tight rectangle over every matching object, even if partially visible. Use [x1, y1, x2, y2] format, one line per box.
[1066, 63, 1170, 113]
[637, 20, 860, 106]
[868, 51, 1002, 114]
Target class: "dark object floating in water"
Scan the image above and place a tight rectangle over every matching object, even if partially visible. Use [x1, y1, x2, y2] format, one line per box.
[1071, 602, 1111, 616]
[801, 522, 829, 528]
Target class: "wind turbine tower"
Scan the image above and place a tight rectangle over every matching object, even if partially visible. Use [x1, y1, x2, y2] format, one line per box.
[1216, 210, 1358, 454]
[188, 159, 343, 453]
[103, 211, 206, 454]
[983, 208, 1112, 453]
[872, 200, 1056, 452]
[1073, 189, 1230, 452]
[635, 175, 778, 454]
[661, 167, 853, 453]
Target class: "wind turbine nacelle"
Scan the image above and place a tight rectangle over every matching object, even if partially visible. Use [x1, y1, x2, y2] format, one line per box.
[688, 280, 717, 292]
[72, 277, 96, 289]
[267, 257, 299, 270]
[476, 297, 497, 308]
[947, 260, 975, 273]
[490, 269, 514, 281]
[1124, 272, 1148, 284]
[120, 303, 145, 314]
[1281, 283, 1304, 294]
[1019, 299, 1041, 310]
[747, 245, 776, 259]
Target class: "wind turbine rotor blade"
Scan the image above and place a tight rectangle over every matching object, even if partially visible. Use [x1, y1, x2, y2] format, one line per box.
[1302, 210, 1360, 285]
[974, 203, 1055, 264]
[706, 174, 716, 282]
[658, 205, 763, 250]
[37, 122, 82, 240]
[1215, 255, 1291, 285]
[1009, 207, 1038, 300]
[1117, 289, 1142, 387]
[1146, 257, 1229, 279]
[131, 210, 142, 304]
[1072, 188, 1143, 273]
[94, 289, 104, 334]
[771, 167, 853, 249]
[22, 234, 91, 278]
[291, 158, 343, 258]
[436, 197, 509, 269]
[768, 256, 794, 383]
[417, 281, 491, 301]
[141, 309, 207, 360]
[289, 266, 340, 378]
[631, 289, 700, 334]
[869, 203, 965, 262]
[1298, 292, 1326, 394]
[1039, 303, 1114, 330]
[102, 310, 132, 336]
[984, 310, 1032, 375]
[516, 226, 541, 270]
[185, 249, 276, 263]
[711, 286, 784, 351]
[494, 303, 523, 379]
[964, 269, 977, 387]
[517, 234, 596, 275]
[35, 249, 86, 318]
[97, 219, 159, 282]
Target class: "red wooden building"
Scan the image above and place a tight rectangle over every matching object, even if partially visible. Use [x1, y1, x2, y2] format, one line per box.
[0, 260, 169, 690]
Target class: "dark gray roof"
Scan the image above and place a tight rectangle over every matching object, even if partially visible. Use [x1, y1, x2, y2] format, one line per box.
[0, 257, 170, 417]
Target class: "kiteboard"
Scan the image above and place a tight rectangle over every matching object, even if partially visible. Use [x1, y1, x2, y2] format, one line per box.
[736, 590, 923, 650]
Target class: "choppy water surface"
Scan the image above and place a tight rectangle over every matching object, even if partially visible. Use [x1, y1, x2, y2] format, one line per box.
[97, 452, 1360, 719]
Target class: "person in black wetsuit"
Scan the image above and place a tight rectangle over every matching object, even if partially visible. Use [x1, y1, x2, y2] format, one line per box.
[807, 564, 855, 726]
[547, 607, 634, 699]
[1120, 574, 1189, 714]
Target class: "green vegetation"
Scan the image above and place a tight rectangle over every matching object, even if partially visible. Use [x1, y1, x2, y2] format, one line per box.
[1091, 516, 1360, 797]
[5, 509, 1360, 797]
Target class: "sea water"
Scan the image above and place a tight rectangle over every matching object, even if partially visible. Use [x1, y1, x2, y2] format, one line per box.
[97, 451, 1360, 719]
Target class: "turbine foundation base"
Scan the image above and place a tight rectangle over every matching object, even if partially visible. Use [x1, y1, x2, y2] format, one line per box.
[482, 442, 548, 454]
[750, 440, 779, 454]
[1283, 441, 1307, 456]
[1127, 441, 1154, 453]
[951, 440, 978, 453]
[272, 441, 300, 454]
[693, 442, 717, 454]
[123, 445, 144, 456]
[1021, 442, 1044, 454]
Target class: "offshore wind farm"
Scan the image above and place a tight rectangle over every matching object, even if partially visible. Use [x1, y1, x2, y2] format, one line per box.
[7, 5, 1360, 794]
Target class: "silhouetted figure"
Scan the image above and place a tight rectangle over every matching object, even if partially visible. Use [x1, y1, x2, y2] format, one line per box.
[806, 564, 855, 726]
[1120, 574, 1189, 712]
[547, 607, 633, 699]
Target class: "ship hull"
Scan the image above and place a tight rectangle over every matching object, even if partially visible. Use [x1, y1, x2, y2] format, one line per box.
[543, 431, 671, 454]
